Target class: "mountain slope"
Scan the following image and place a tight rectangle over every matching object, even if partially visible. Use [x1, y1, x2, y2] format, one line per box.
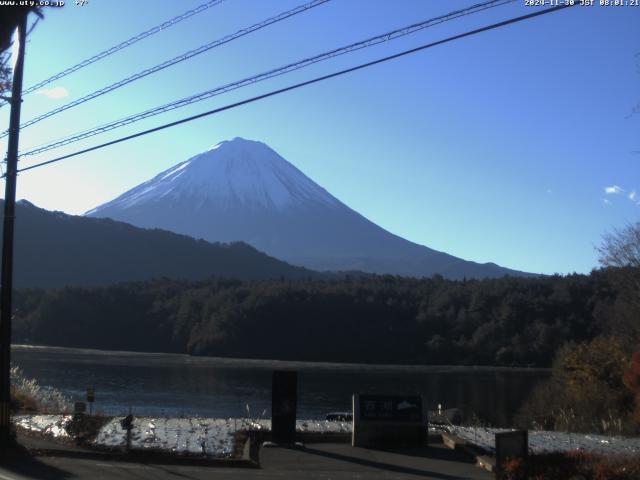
[87, 137, 532, 279]
[5, 200, 313, 288]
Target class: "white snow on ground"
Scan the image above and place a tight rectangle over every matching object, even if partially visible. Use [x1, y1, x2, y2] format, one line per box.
[451, 426, 640, 456]
[17, 415, 640, 458]
[13, 415, 352, 457]
[245, 418, 352, 434]
[95, 417, 239, 456]
[14, 414, 72, 438]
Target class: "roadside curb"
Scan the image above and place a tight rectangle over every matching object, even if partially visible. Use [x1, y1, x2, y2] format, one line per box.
[441, 432, 495, 473]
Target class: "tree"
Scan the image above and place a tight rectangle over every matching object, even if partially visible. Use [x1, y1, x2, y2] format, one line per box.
[0, 52, 10, 96]
[555, 337, 629, 396]
[598, 222, 640, 282]
[597, 222, 640, 344]
[518, 337, 635, 434]
[623, 350, 640, 424]
[0, 6, 42, 96]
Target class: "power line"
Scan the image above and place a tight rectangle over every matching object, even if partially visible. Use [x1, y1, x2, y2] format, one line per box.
[0, 0, 226, 109]
[19, 0, 515, 156]
[14, 3, 577, 176]
[2, 0, 330, 137]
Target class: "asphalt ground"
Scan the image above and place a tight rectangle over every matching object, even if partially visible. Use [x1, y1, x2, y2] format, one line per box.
[0, 439, 492, 480]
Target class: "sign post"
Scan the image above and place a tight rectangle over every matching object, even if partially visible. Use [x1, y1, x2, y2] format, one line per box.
[120, 414, 134, 452]
[352, 394, 427, 448]
[86, 387, 95, 415]
[74, 402, 86, 414]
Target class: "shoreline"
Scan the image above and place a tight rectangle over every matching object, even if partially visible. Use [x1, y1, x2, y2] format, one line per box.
[12, 344, 551, 373]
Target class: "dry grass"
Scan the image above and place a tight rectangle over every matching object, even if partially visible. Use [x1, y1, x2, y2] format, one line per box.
[10, 365, 72, 413]
[502, 451, 640, 480]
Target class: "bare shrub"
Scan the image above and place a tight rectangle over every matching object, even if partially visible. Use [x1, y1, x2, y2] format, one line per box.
[10, 365, 72, 413]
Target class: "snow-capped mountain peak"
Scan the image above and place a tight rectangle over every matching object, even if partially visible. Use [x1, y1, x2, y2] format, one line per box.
[87, 137, 339, 214]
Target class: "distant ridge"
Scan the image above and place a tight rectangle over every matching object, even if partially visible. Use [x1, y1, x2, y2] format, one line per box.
[87, 137, 533, 279]
[4, 199, 314, 288]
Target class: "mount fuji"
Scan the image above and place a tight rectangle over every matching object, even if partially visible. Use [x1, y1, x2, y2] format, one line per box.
[86, 137, 529, 279]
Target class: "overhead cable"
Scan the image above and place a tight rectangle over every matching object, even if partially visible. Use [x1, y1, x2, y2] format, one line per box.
[19, 0, 516, 155]
[3, 0, 330, 135]
[15, 3, 577, 175]
[22, 0, 226, 96]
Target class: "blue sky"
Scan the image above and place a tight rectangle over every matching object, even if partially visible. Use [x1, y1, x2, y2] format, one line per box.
[0, 0, 638, 275]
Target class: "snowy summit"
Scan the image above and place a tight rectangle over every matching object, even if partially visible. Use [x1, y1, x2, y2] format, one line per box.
[86, 137, 340, 214]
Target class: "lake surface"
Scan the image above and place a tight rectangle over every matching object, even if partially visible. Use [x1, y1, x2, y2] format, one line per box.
[12, 345, 549, 426]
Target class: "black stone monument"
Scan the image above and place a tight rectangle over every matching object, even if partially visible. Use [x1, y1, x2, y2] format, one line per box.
[495, 430, 528, 479]
[271, 370, 297, 444]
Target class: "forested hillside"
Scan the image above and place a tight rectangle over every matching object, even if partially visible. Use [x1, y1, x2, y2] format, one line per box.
[4, 200, 314, 287]
[13, 270, 625, 367]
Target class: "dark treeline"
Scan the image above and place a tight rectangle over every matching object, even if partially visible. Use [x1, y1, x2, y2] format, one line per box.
[12, 269, 625, 367]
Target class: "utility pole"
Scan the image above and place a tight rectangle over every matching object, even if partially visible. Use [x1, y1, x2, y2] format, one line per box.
[0, 12, 28, 449]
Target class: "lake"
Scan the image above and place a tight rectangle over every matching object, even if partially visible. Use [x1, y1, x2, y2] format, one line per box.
[12, 345, 549, 426]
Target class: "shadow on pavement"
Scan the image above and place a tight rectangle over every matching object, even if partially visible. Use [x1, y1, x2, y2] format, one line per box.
[1, 452, 73, 479]
[373, 444, 477, 464]
[146, 464, 200, 480]
[292, 445, 475, 480]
